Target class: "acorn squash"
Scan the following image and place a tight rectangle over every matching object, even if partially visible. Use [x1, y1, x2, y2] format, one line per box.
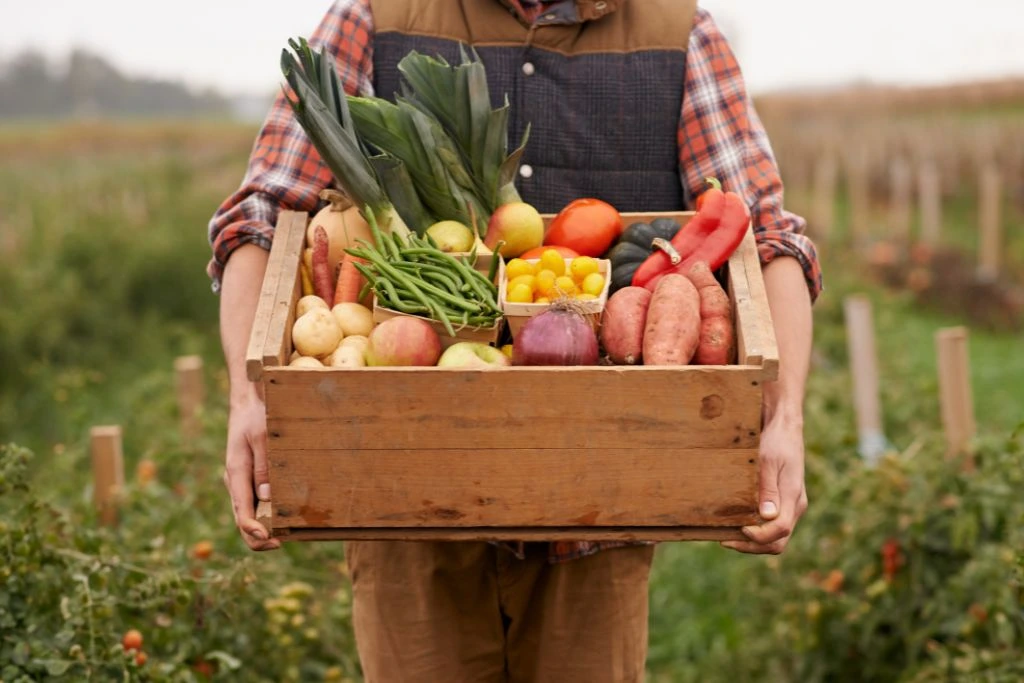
[606, 218, 682, 293]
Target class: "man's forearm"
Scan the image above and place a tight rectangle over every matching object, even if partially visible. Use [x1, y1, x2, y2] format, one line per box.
[219, 244, 270, 406]
[761, 256, 813, 425]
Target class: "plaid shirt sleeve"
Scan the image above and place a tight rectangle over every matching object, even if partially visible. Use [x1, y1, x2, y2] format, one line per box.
[679, 9, 823, 301]
[206, 0, 375, 292]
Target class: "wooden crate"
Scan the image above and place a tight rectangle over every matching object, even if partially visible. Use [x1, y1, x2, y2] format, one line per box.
[248, 210, 778, 543]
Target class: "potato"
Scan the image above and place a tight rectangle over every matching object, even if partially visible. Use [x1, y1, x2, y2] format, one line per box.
[642, 274, 700, 365]
[296, 295, 329, 319]
[340, 335, 370, 354]
[291, 307, 343, 357]
[289, 356, 323, 368]
[326, 345, 366, 368]
[600, 286, 651, 365]
[331, 303, 374, 338]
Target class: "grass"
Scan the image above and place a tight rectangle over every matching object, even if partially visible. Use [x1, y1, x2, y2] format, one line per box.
[2, 120, 1021, 681]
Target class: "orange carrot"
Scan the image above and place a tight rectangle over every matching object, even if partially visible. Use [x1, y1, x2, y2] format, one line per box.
[312, 225, 334, 307]
[334, 253, 367, 304]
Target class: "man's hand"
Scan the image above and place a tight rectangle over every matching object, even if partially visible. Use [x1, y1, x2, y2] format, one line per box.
[223, 395, 281, 552]
[722, 416, 807, 555]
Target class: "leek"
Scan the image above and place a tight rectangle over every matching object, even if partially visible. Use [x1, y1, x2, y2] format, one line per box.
[280, 38, 433, 238]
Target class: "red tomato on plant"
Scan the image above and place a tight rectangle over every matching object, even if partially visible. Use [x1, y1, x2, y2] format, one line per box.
[519, 245, 579, 260]
[543, 199, 622, 257]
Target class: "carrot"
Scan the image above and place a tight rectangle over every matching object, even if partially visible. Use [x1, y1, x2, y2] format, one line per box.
[312, 225, 334, 307]
[300, 262, 315, 297]
[334, 253, 367, 304]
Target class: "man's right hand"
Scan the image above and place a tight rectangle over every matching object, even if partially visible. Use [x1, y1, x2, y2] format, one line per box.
[224, 395, 281, 552]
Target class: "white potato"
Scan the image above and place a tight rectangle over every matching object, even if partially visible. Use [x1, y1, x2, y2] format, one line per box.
[292, 307, 343, 357]
[296, 295, 329, 319]
[340, 335, 370, 353]
[289, 356, 323, 368]
[331, 303, 374, 338]
[327, 345, 366, 368]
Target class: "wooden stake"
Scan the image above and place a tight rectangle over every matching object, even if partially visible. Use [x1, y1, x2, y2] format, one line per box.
[846, 149, 870, 248]
[175, 355, 205, 442]
[90, 426, 125, 526]
[935, 327, 976, 469]
[918, 162, 942, 246]
[843, 296, 886, 463]
[889, 157, 913, 243]
[977, 164, 1002, 281]
[811, 155, 838, 243]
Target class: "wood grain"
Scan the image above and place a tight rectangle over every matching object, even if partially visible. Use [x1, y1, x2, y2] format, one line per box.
[262, 211, 307, 369]
[246, 212, 299, 382]
[267, 447, 759, 529]
[740, 228, 780, 380]
[264, 365, 764, 451]
[269, 526, 748, 542]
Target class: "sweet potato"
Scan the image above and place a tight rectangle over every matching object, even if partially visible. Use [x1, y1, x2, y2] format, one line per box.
[642, 274, 700, 365]
[685, 261, 736, 365]
[600, 286, 652, 364]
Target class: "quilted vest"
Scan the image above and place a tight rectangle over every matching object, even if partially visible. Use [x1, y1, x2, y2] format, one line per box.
[369, 0, 697, 214]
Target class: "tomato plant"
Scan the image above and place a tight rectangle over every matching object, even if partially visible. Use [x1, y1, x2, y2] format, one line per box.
[543, 199, 622, 257]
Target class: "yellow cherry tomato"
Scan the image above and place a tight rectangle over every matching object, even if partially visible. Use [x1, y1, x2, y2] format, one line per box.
[504, 258, 536, 280]
[500, 344, 514, 358]
[507, 283, 534, 303]
[576, 293, 598, 301]
[534, 296, 551, 304]
[535, 269, 558, 297]
[569, 256, 600, 282]
[554, 276, 577, 297]
[507, 274, 537, 294]
[581, 272, 606, 297]
[539, 250, 566, 277]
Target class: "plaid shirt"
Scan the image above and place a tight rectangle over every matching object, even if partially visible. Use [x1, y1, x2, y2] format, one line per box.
[208, 0, 822, 564]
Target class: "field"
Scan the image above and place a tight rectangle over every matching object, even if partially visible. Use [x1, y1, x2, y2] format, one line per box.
[1, 119, 1022, 682]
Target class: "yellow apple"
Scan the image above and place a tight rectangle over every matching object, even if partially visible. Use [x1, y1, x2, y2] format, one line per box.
[484, 202, 544, 257]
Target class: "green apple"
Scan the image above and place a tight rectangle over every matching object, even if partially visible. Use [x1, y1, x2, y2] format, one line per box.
[436, 342, 511, 369]
[425, 220, 476, 252]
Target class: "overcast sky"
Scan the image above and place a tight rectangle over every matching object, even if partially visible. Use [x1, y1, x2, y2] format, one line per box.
[3, 1, 1024, 97]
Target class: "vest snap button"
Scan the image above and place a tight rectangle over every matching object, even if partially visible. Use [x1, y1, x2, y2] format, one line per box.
[522, 62, 535, 76]
[519, 165, 534, 179]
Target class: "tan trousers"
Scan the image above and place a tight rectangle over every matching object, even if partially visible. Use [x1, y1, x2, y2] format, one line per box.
[345, 541, 656, 683]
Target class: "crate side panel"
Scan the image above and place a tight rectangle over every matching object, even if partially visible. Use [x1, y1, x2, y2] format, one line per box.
[267, 447, 759, 529]
[264, 366, 764, 451]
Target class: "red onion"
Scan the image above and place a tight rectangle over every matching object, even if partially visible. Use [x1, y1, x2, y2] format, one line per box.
[512, 302, 599, 366]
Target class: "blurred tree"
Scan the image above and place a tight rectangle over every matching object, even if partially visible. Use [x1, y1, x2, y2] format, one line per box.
[0, 48, 234, 120]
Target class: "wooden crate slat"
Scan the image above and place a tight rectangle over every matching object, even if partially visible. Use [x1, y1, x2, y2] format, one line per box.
[268, 447, 759, 529]
[270, 525, 748, 543]
[265, 365, 763, 451]
[262, 211, 307, 369]
[244, 213, 294, 382]
[739, 227, 780, 380]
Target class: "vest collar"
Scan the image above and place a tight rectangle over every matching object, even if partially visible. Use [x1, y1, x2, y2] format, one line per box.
[499, 0, 622, 26]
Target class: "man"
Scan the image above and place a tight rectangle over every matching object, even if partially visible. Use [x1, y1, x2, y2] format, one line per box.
[208, 1, 820, 680]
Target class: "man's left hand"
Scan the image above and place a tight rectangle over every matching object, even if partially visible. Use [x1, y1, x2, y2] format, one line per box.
[721, 416, 807, 555]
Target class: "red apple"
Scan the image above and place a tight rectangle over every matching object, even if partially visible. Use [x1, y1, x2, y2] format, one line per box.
[436, 342, 511, 369]
[366, 316, 442, 366]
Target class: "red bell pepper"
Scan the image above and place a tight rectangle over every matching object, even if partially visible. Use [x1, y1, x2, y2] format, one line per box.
[631, 181, 726, 288]
[644, 189, 751, 292]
